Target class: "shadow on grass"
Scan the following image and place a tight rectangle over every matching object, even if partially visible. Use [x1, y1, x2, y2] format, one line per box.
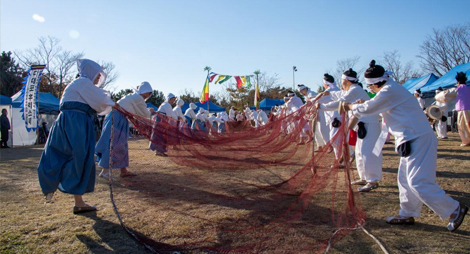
[75, 212, 158, 253]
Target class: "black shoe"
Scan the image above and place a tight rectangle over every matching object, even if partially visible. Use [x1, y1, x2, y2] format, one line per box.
[447, 203, 468, 232]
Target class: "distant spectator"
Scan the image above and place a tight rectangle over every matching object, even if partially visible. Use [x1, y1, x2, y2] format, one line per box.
[1, 109, 11, 148]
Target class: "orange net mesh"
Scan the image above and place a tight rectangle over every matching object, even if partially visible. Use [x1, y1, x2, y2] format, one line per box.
[108, 101, 366, 253]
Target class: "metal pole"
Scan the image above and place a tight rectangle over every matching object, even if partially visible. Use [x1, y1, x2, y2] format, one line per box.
[207, 70, 210, 113]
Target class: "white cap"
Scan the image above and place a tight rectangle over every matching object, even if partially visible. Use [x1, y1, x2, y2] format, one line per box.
[137, 81, 152, 94]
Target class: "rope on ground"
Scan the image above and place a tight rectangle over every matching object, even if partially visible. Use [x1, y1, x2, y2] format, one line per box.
[108, 112, 160, 254]
[324, 223, 389, 254]
[108, 172, 159, 254]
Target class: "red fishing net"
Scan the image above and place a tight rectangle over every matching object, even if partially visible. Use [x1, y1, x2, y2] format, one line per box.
[108, 101, 366, 253]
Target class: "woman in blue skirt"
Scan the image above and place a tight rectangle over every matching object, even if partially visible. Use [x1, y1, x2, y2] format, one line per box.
[37, 59, 115, 214]
[95, 82, 154, 178]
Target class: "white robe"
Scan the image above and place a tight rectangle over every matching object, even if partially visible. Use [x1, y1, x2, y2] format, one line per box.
[285, 96, 308, 137]
[318, 86, 341, 157]
[435, 96, 448, 138]
[229, 108, 236, 121]
[61, 77, 114, 115]
[118, 93, 151, 118]
[321, 84, 382, 182]
[352, 78, 458, 219]
[157, 102, 178, 120]
[184, 108, 197, 121]
[257, 110, 268, 126]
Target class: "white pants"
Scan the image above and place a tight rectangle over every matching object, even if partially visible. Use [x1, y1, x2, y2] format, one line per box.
[330, 119, 342, 160]
[436, 120, 447, 138]
[355, 122, 383, 183]
[315, 111, 330, 147]
[397, 133, 458, 219]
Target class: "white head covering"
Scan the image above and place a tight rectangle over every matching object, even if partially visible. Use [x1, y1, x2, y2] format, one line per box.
[364, 71, 394, 85]
[136, 81, 153, 94]
[297, 84, 307, 92]
[198, 108, 205, 114]
[77, 59, 107, 87]
[341, 74, 358, 82]
[323, 79, 337, 88]
[166, 93, 176, 102]
[177, 98, 184, 107]
[287, 91, 295, 97]
[190, 103, 197, 110]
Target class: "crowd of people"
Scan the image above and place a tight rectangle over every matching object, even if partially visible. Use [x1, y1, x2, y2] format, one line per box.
[34, 58, 468, 233]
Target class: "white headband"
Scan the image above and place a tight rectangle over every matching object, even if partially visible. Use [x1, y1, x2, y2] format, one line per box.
[364, 71, 393, 85]
[341, 74, 358, 82]
[297, 85, 307, 91]
[323, 79, 337, 87]
[287, 92, 295, 97]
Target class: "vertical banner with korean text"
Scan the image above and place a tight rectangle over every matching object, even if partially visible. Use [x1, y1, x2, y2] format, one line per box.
[21, 65, 46, 132]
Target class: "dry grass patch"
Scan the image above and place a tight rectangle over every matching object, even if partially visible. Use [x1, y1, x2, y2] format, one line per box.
[0, 133, 469, 253]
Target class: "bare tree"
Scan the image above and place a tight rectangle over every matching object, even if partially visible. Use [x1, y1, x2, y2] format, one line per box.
[14, 36, 84, 97]
[332, 56, 362, 87]
[418, 23, 470, 76]
[382, 50, 422, 84]
[99, 61, 119, 90]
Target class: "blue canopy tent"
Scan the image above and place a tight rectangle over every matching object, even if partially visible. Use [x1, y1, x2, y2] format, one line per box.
[402, 73, 439, 93]
[258, 98, 284, 110]
[12, 92, 60, 114]
[0, 94, 12, 105]
[181, 101, 226, 113]
[420, 62, 470, 92]
[146, 102, 159, 111]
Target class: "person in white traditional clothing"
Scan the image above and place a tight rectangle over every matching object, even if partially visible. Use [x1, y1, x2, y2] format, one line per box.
[37, 59, 114, 214]
[192, 108, 209, 131]
[251, 109, 258, 127]
[96, 81, 154, 179]
[257, 108, 268, 126]
[414, 89, 426, 110]
[318, 73, 341, 159]
[150, 93, 178, 157]
[298, 84, 318, 100]
[207, 113, 220, 132]
[229, 106, 236, 121]
[298, 84, 317, 143]
[184, 103, 197, 126]
[285, 91, 309, 144]
[218, 112, 228, 133]
[173, 98, 186, 123]
[343, 60, 467, 231]
[317, 68, 382, 192]
[434, 87, 448, 139]
[453, 72, 470, 146]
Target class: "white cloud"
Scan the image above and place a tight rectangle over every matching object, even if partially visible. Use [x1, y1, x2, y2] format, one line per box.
[69, 30, 80, 39]
[32, 14, 45, 23]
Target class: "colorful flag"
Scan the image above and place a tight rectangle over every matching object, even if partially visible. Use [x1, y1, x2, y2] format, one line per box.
[254, 79, 260, 109]
[214, 75, 226, 84]
[21, 65, 46, 132]
[234, 76, 243, 88]
[245, 76, 252, 89]
[209, 73, 217, 83]
[218, 75, 232, 84]
[200, 74, 210, 103]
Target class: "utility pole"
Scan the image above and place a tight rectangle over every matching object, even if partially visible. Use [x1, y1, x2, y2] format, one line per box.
[292, 66, 297, 91]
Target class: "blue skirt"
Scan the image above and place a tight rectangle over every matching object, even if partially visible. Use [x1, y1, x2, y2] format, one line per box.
[149, 114, 167, 153]
[95, 110, 129, 169]
[37, 102, 97, 195]
[218, 122, 226, 133]
[191, 119, 207, 131]
[184, 116, 192, 126]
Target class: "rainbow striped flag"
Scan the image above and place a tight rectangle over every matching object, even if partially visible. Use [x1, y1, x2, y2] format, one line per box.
[200, 74, 210, 103]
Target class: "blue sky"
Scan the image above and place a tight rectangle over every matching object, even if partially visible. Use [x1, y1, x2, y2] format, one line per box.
[1, 0, 469, 97]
